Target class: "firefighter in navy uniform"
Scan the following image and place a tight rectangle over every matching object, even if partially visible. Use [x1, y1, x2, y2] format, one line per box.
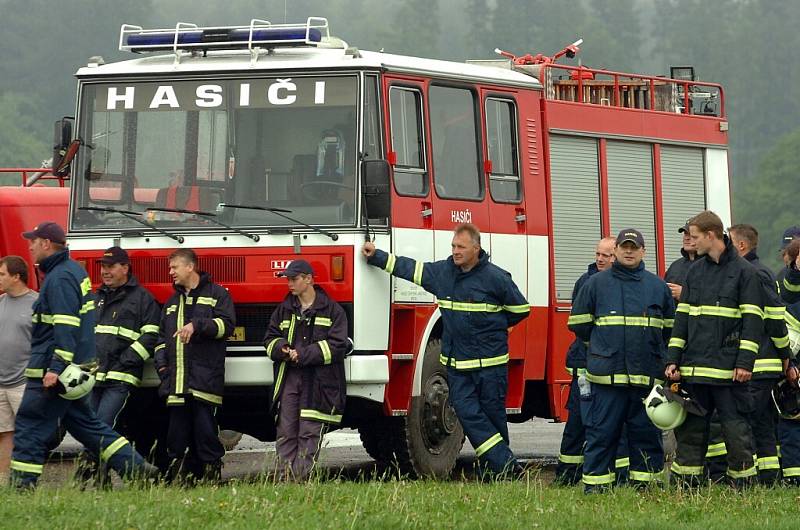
[568, 229, 675, 493]
[778, 239, 800, 484]
[555, 237, 631, 485]
[665, 220, 697, 300]
[75, 246, 161, 485]
[10, 222, 155, 489]
[728, 224, 793, 484]
[666, 211, 764, 488]
[154, 248, 235, 483]
[776, 226, 800, 303]
[362, 223, 530, 478]
[264, 259, 349, 481]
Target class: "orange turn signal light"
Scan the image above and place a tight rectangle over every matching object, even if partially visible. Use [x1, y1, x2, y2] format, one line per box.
[331, 256, 344, 281]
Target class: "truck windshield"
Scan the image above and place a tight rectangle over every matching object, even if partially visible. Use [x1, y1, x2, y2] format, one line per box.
[71, 75, 359, 231]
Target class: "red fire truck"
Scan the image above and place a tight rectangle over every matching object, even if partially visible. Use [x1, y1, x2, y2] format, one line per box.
[49, 17, 729, 476]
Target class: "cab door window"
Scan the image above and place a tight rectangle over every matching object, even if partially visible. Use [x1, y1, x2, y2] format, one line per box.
[388, 86, 427, 196]
[485, 98, 521, 203]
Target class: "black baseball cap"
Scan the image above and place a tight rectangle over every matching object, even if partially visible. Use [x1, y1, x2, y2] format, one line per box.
[21, 221, 66, 245]
[99, 246, 130, 265]
[781, 226, 800, 250]
[277, 259, 314, 278]
[616, 228, 645, 248]
[678, 219, 691, 234]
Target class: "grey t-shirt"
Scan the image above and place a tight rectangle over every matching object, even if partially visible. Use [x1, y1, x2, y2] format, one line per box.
[0, 290, 38, 387]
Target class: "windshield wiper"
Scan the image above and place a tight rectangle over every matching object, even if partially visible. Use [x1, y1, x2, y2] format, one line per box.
[219, 203, 339, 241]
[147, 207, 260, 242]
[78, 206, 185, 243]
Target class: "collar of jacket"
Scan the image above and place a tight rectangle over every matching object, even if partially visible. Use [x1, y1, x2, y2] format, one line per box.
[709, 235, 737, 266]
[611, 259, 644, 280]
[285, 284, 332, 313]
[743, 249, 759, 263]
[39, 248, 69, 273]
[586, 262, 599, 276]
[680, 247, 697, 261]
[172, 270, 213, 295]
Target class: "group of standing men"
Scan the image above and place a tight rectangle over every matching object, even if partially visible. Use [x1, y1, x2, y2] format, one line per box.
[556, 210, 800, 492]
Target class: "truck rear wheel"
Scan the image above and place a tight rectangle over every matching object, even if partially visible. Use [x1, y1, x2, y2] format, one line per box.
[358, 338, 464, 478]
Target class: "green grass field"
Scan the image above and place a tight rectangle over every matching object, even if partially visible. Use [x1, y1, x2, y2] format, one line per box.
[3, 473, 800, 529]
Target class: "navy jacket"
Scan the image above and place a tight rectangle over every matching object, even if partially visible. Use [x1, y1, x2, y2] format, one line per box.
[569, 261, 675, 387]
[368, 248, 529, 369]
[666, 238, 765, 384]
[27, 249, 96, 378]
[264, 285, 349, 424]
[778, 265, 800, 305]
[664, 249, 697, 287]
[94, 275, 161, 387]
[565, 263, 599, 370]
[154, 272, 235, 406]
[744, 250, 791, 379]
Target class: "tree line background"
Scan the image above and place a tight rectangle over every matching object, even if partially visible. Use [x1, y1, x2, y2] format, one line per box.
[0, 0, 795, 266]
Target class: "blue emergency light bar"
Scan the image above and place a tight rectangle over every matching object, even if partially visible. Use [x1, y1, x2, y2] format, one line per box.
[119, 17, 329, 54]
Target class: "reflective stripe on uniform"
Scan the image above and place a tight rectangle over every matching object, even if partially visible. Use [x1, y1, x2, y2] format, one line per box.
[190, 388, 223, 405]
[25, 368, 44, 378]
[567, 314, 594, 325]
[705, 442, 727, 458]
[595, 315, 666, 328]
[615, 457, 630, 468]
[175, 297, 186, 394]
[739, 304, 764, 318]
[100, 437, 129, 461]
[279, 320, 291, 330]
[54, 348, 74, 362]
[772, 334, 790, 349]
[503, 304, 530, 314]
[80, 277, 92, 296]
[167, 395, 185, 406]
[300, 409, 342, 424]
[273, 361, 286, 401]
[629, 470, 662, 482]
[412, 261, 423, 286]
[663, 319, 674, 328]
[130, 341, 149, 361]
[757, 456, 780, 470]
[753, 359, 783, 373]
[585, 372, 663, 387]
[80, 300, 95, 314]
[668, 337, 687, 349]
[141, 324, 159, 334]
[765, 306, 786, 320]
[582, 472, 615, 485]
[95, 372, 107, 381]
[213, 318, 225, 339]
[670, 462, 703, 475]
[105, 371, 142, 386]
[53, 314, 81, 327]
[438, 300, 502, 313]
[384, 254, 397, 274]
[10, 460, 43, 474]
[786, 311, 800, 332]
[784, 278, 800, 293]
[319, 340, 332, 365]
[726, 466, 757, 479]
[676, 304, 742, 318]
[439, 353, 509, 370]
[196, 297, 217, 306]
[783, 467, 800, 477]
[315, 317, 333, 327]
[475, 433, 503, 457]
[558, 453, 584, 464]
[739, 339, 759, 353]
[681, 366, 734, 379]
[266, 338, 281, 356]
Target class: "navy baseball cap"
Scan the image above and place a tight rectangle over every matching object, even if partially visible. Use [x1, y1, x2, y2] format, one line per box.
[99, 246, 130, 265]
[678, 219, 691, 234]
[278, 259, 314, 278]
[781, 226, 800, 250]
[22, 221, 66, 244]
[616, 228, 645, 248]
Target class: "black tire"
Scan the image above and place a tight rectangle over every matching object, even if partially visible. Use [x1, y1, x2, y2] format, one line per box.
[359, 339, 464, 479]
[404, 339, 464, 478]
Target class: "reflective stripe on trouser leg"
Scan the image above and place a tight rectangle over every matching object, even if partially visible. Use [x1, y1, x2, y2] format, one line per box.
[447, 366, 516, 474]
[581, 384, 625, 488]
[10, 381, 72, 488]
[555, 377, 586, 483]
[624, 387, 664, 482]
[779, 418, 800, 481]
[747, 379, 779, 483]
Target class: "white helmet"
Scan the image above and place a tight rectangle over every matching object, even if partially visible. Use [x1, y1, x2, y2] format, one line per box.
[58, 364, 96, 400]
[788, 326, 800, 355]
[644, 384, 687, 430]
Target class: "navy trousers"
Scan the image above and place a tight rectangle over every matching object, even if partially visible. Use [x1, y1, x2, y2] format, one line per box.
[748, 379, 780, 484]
[555, 376, 630, 485]
[92, 382, 132, 429]
[167, 396, 224, 473]
[581, 383, 663, 491]
[778, 418, 800, 484]
[447, 365, 516, 476]
[10, 380, 144, 487]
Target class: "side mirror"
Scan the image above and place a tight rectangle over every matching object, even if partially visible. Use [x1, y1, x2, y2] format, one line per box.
[52, 117, 75, 177]
[361, 159, 391, 220]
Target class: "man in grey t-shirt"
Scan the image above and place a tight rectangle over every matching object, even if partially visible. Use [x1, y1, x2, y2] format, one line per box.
[0, 256, 37, 480]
